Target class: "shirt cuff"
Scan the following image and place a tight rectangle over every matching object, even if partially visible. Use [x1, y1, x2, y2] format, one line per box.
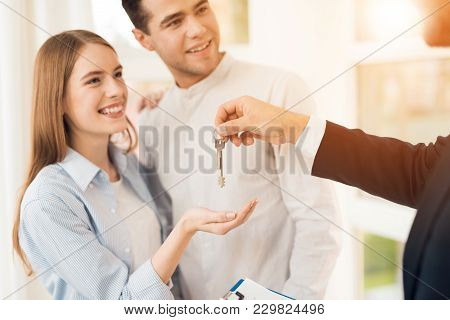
[127, 260, 174, 300]
[294, 116, 327, 174]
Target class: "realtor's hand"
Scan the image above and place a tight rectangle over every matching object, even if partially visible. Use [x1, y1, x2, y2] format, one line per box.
[215, 96, 310, 146]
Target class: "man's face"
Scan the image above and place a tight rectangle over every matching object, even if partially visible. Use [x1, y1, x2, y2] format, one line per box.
[417, 0, 450, 46]
[136, 0, 222, 87]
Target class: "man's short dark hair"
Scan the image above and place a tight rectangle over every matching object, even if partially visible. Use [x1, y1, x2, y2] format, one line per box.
[122, 0, 152, 34]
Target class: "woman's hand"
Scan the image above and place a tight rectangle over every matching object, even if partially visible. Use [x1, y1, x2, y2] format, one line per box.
[180, 198, 258, 236]
[151, 198, 257, 284]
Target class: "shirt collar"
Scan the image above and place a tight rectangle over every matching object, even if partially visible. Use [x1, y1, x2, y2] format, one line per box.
[174, 52, 234, 95]
[58, 148, 101, 192]
[58, 145, 128, 192]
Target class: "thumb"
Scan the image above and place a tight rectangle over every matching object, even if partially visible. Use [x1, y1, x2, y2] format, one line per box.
[204, 211, 237, 224]
[217, 116, 255, 137]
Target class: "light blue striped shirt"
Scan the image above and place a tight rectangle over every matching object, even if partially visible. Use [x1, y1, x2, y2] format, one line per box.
[19, 146, 177, 300]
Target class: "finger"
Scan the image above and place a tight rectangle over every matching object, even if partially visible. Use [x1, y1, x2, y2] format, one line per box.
[215, 114, 237, 143]
[215, 98, 243, 127]
[236, 198, 258, 222]
[213, 199, 258, 233]
[143, 96, 152, 106]
[152, 90, 164, 102]
[216, 117, 254, 137]
[148, 100, 159, 109]
[226, 198, 258, 226]
[201, 211, 237, 225]
[196, 215, 236, 234]
[224, 114, 242, 144]
[198, 199, 258, 234]
[150, 92, 164, 105]
[144, 96, 157, 108]
[241, 200, 258, 223]
[231, 134, 242, 147]
[133, 97, 146, 112]
[240, 131, 255, 146]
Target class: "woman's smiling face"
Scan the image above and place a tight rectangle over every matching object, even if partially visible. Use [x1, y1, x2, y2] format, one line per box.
[63, 43, 128, 142]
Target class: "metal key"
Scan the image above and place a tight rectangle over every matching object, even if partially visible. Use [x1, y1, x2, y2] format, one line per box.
[214, 131, 226, 188]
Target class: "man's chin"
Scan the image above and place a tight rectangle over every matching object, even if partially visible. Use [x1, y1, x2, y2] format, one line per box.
[186, 66, 217, 80]
[186, 58, 221, 76]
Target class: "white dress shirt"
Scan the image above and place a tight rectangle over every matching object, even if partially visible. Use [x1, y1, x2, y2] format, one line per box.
[295, 116, 327, 173]
[139, 53, 341, 299]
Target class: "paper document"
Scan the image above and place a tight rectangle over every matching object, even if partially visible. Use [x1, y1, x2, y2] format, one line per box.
[222, 278, 294, 300]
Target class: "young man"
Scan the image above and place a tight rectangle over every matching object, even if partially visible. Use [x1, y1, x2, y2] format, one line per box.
[122, 0, 341, 299]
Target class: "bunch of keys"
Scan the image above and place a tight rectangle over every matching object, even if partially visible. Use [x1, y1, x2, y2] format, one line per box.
[214, 130, 226, 188]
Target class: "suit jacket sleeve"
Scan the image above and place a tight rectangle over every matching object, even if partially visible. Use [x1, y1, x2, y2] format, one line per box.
[312, 121, 449, 208]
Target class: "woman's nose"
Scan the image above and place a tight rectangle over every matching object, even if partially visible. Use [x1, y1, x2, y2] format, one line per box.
[105, 76, 126, 98]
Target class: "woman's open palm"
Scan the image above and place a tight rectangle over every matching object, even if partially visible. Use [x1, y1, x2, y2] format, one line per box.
[183, 199, 258, 235]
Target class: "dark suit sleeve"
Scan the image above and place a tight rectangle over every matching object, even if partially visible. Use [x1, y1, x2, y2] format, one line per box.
[311, 121, 449, 208]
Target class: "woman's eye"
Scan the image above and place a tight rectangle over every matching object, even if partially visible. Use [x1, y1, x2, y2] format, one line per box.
[87, 77, 100, 85]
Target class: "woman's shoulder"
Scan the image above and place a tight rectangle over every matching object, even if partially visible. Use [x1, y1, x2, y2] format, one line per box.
[21, 163, 81, 210]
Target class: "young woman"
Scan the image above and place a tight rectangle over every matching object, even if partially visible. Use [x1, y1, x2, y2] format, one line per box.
[12, 30, 257, 300]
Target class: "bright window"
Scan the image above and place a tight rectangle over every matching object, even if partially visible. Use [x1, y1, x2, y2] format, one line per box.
[352, 0, 450, 298]
[363, 233, 403, 299]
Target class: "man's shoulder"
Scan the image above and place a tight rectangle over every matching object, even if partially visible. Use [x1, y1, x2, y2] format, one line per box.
[228, 57, 313, 108]
[230, 57, 303, 84]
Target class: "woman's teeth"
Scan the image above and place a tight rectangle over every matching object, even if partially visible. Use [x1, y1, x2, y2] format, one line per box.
[99, 105, 123, 115]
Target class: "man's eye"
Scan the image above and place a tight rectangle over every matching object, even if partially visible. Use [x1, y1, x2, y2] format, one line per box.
[168, 19, 182, 28]
[197, 6, 208, 15]
[115, 71, 123, 78]
[87, 77, 100, 85]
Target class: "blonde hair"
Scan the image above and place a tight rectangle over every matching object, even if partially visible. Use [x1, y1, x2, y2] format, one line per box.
[12, 30, 136, 275]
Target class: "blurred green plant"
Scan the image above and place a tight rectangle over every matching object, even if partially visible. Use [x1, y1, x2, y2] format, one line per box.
[364, 233, 400, 289]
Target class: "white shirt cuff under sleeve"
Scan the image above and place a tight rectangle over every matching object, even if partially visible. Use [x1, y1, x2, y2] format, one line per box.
[294, 116, 327, 174]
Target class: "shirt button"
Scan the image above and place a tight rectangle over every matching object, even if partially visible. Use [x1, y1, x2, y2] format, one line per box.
[88, 183, 94, 189]
[111, 208, 116, 214]
[124, 247, 131, 253]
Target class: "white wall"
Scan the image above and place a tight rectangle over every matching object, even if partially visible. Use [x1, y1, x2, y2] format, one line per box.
[1, 0, 35, 300]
